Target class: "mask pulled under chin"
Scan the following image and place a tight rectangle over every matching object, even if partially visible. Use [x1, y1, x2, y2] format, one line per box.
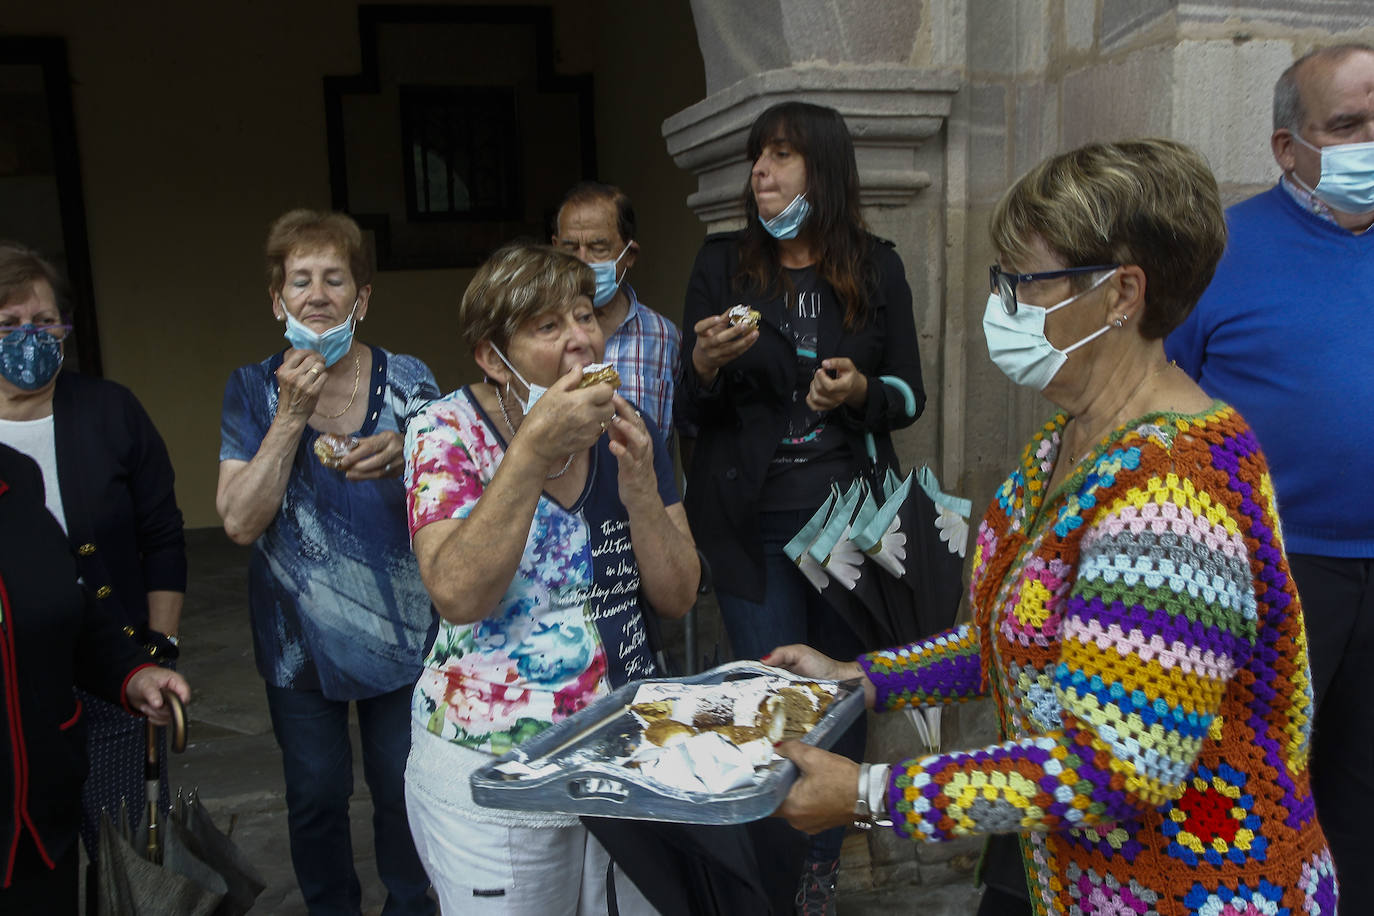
[981, 271, 1115, 391]
[281, 298, 358, 367]
[759, 193, 811, 240]
[489, 343, 547, 414]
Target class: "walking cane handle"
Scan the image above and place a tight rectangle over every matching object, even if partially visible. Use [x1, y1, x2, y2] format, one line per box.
[164, 688, 187, 753]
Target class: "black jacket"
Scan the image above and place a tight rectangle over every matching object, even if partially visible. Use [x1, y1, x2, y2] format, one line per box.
[51, 372, 186, 635]
[676, 233, 925, 600]
[0, 444, 151, 887]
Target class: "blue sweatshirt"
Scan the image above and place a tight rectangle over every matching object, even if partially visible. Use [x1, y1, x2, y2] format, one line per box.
[1166, 184, 1374, 558]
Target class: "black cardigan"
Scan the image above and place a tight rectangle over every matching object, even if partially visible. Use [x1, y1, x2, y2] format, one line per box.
[676, 232, 925, 601]
[0, 444, 151, 886]
[51, 372, 186, 635]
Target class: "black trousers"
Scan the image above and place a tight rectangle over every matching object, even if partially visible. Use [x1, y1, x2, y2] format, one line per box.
[977, 833, 1031, 915]
[1289, 553, 1374, 914]
[0, 833, 78, 915]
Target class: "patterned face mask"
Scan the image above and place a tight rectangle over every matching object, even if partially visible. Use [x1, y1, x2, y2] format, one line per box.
[0, 324, 64, 391]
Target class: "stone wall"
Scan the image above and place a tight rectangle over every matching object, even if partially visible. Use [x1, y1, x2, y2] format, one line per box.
[955, 0, 1374, 510]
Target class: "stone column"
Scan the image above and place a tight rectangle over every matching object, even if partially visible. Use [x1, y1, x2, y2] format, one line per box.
[662, 67, 957, 231]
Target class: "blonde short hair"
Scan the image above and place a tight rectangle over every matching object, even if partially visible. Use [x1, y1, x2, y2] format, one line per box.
[265, 209, 372, 294]
[991, 138, 1226, 339]
[458, 243, 594, 351]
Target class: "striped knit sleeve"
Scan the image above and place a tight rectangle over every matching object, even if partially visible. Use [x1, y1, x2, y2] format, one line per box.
[857, 623, 984, 711]
[880, 471, 1258, 842]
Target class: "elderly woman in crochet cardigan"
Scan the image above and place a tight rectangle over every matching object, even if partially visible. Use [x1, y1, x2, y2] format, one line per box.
[768, 138, 1337, 916]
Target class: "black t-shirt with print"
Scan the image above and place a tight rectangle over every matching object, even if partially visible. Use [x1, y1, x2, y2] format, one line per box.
[758, 266, 855, 511]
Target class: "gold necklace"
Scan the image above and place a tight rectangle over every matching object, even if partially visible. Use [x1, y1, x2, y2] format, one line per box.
[316, 351, 361, 419]
[495, 386, 575, 480]
[1067, 360, 1177, 465]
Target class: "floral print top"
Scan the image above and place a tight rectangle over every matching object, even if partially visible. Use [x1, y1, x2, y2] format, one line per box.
[404, 386, 677, 755]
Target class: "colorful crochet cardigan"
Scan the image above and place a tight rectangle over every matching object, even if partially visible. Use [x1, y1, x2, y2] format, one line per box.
[858, 404, 1336, 915]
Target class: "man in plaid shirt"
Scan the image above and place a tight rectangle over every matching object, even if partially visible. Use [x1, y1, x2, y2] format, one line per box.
[554, 182, 682, 451]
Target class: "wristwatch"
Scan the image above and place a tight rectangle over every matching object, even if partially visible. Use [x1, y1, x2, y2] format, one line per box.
[853, 763, 893, 830]
[142, 628, 181, 661]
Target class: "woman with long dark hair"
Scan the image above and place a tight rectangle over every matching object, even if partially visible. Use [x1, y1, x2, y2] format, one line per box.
[676, 101, 925, 914]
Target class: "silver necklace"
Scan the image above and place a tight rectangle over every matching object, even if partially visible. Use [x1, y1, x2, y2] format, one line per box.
[495, 386, 575, 480]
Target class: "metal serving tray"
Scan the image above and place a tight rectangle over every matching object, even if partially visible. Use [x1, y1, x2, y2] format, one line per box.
[469, 661, 865, 825]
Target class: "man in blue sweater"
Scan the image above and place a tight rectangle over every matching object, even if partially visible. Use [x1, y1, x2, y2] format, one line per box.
[1167, 43, 1374, 909]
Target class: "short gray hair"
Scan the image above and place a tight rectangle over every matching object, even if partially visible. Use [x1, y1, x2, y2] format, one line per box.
[0, 241, 69, 316]
[457, 243, 594, 351]
[1274, 43, 1374, 133]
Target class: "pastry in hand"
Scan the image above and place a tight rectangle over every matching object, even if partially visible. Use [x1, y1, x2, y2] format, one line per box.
[577, 362, 621, 389]
[727, 304, 761, 329]
[313, 433, 358, 470]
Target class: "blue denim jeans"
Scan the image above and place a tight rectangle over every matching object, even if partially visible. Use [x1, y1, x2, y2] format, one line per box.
[265, 683, 434, 916]
[715, 508, 868, 865]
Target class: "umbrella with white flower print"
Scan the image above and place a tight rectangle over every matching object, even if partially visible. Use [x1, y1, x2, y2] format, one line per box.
[783, 477, 865, 591]
[797, 464, 968, 753]
[785, 462, 966, 658]
[783, 376, 967, 749]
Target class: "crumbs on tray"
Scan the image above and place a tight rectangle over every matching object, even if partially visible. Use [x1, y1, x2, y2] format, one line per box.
[493, 677, 838, 794]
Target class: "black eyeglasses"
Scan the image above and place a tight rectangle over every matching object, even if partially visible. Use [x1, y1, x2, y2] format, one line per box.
[989, 264, 1117, 315]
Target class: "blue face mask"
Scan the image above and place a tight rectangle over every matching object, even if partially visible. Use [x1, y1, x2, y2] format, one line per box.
[1292, 133, 1374, 213]
[589, 243, 632, 308]
[759, 193, 811, 240]
[281, 298, 358, 367]
[982, 271, 1116, 391]
[0, 325, 64, 391]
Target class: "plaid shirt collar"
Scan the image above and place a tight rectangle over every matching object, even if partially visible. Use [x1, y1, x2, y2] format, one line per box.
[612, 285, 643, 334]
[1281, 173, 1340, 225]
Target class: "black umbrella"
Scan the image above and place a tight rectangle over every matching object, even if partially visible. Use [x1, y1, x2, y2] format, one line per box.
[97, 810, 226, 916]
[791, 465, 965, 651]
[583, 815, 806, 916]
[96, 691, 227, 916]
[169, 791, 267, 916]
[95, 691, 264, 916]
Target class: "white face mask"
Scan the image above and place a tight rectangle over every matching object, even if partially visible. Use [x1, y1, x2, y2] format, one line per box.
[489, 343, 547, 414]
[982, 271, 1116, 391]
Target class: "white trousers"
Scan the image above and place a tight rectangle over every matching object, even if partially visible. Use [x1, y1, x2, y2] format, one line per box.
[404, 726, 658, 915]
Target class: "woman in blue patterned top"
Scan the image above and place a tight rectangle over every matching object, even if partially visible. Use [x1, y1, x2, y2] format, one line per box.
[216, 209, 438, 916]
